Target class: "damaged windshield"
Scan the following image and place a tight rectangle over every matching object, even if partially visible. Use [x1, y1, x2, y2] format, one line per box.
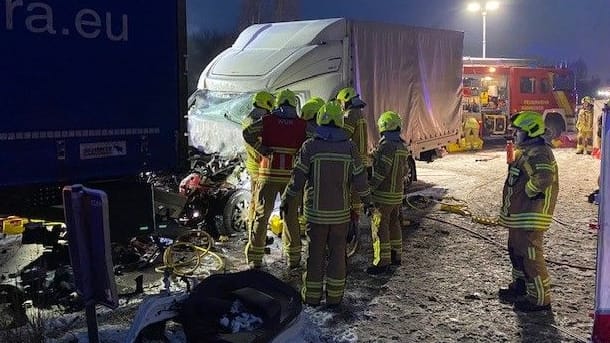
[188, 90, 255, 157]
[189, 90, 255, 125]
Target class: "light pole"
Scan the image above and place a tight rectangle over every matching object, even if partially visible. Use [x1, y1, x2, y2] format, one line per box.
[468, 1, 499, 58]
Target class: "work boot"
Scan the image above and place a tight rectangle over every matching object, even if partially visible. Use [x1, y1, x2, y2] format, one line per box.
[498, 281, 526, 303]
[391, 250, 402, 266]
[514, 300, 552, 312]
[575, 150, 584, 155]
[366, 265, 390, 275]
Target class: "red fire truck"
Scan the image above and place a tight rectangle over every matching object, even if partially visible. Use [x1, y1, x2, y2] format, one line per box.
[462, 57, 577, 138]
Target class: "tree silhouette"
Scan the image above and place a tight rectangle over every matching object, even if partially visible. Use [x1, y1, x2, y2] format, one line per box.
[186, 30, 236, 93]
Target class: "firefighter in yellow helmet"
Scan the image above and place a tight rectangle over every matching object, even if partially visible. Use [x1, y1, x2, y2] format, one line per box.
[366, 111, 410, 274]
[336, 87, 368, 226]
[242, 91, 275, 229]
[336, 87, 368, 165]
[300, 96, 325, 138]
[576, 96, 594, 154]
[281, 101, 371, 306]
[243, 89, 307, 269]
[498, 111, 558, 312]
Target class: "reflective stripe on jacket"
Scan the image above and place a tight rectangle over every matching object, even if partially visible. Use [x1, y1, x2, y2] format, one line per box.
[499, 139, 558, 231]
[343, 108, 369, 166]
[241, 108, 269, 175]
[283, 137, 370, 224]
[370, 137, 409, 205]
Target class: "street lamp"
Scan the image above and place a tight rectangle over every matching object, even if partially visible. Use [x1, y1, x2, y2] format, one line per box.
[468, 1, 499, 58]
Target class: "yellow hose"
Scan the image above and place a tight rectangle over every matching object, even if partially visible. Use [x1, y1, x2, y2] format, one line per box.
[155, 230, 225, 277]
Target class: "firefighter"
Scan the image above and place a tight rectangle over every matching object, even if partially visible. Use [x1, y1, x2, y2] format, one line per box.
[366, 111, 410, 275]
[463, 116, 482, 150]
[242, 91, 275, 230]
[281, 101, 371, 307]
[498, 111, 558, 312]
[243, 89, 307, 269]
[576, 96, 594, 154]
[336, 87, 368, 226]
[300, 96, 325, 138]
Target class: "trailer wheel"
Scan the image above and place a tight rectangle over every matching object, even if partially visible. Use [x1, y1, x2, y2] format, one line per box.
[0, 284, 27, 330]
[221, 189, 251, 235]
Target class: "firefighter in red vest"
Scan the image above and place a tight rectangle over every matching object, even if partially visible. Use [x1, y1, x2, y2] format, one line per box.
[243, 89, 307, 269]
[281, 101, 371, 306]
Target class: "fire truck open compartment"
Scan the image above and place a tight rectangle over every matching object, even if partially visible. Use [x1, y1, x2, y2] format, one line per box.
[462, 58, 576, 139]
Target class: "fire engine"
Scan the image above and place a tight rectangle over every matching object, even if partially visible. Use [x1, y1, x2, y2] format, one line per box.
[462, 57, 577, 138]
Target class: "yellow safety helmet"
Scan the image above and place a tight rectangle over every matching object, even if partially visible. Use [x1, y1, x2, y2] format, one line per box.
[252, 91, 275, 111]
[377, 111, 402, 133]
[300, 97, 325, 121]
[316, 101, 344, 128]
[336, 87, 358, 104]
[275, 89, 298, 108]
[336, 87, 366, 109]
[582, 96, 593, 105]
[510, 111, 545, 138]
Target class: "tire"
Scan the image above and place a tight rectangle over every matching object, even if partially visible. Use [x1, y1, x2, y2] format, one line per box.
[221, 189, 251, 235]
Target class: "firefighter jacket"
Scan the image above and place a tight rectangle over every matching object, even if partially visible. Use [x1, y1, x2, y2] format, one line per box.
[370, 131, 410, 205]
[242, 107, 307, 183]
[576, 108, 594, 132]
[499, 137, 558, 231]
[282, 126, 371, 224]
[343, 107, 369, 166]
[305, 120, 318, 139]
[241, 107, 269, 175]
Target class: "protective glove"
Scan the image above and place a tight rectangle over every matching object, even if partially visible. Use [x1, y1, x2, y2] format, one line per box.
[363, 203, 376, 217]
[279, 200, 289, 220]
[259, 145, 273, 157]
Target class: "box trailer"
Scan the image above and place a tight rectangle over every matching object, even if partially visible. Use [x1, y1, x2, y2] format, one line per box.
[188, 18, 464, 179]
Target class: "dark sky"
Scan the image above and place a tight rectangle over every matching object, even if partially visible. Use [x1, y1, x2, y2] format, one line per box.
[187, 0, 610, 82]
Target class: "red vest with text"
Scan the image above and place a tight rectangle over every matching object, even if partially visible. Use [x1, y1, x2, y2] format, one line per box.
[259, 115, 307, 183]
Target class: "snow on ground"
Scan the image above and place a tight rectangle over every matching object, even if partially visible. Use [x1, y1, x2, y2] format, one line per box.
[2, 146, 601, 342]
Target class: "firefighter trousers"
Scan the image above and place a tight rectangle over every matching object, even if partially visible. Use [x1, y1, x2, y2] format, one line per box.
[245, 181, 301, 267]
[576, 130, 593, 153]
[371, 204, 402, 267]
[246, 173, 258, 231]
[508, 229, 551, 306]
[302, 222, 348, 306]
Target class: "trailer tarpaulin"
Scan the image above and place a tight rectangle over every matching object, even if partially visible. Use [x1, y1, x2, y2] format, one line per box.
[593, 106, 610, 342]
[350, 21, 463, 151]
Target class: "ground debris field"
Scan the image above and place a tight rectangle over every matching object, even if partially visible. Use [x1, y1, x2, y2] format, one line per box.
[6, 146, 601, 343]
